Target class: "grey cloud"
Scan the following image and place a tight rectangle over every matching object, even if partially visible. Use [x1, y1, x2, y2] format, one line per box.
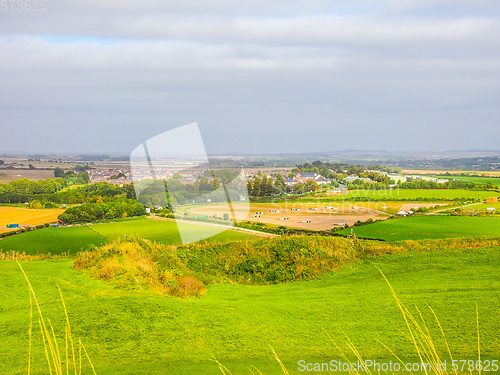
[0, 0, 499, 154]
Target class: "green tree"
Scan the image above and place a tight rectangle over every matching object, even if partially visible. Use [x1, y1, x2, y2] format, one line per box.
[78, 171, 90, 183]
[54, 167, 65, 178]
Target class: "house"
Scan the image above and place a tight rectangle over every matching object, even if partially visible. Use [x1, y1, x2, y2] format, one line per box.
[294, 172, 320, 183]
[107, 178, 132, 187]
[315, 176, 330, 185]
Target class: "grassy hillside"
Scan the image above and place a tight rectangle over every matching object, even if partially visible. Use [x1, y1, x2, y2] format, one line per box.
[339, 216, 500, 240]
[0, 219, 256, 255]
[1, 238, 499, 374]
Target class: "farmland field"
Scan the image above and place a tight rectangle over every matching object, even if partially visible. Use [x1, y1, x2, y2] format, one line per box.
[402, 169, 500, 177]
[0, 218, 256, 255]
[0, 206, 64, 233]
[319, 189, 499, 202]
[433, 175, 500, 187]
[460, 202, 500, 212]
[339, 216, 500, 240]
[187, 202, 396, 230]
[187, 201, 453, 230]
[0, 226, 106, 255]
[1, 243, 498, 374]
[0, 169, 55, 183]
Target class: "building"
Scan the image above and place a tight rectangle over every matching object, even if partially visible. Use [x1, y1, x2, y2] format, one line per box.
[284, 173, 332, 186]
[294, 173, 321, 183]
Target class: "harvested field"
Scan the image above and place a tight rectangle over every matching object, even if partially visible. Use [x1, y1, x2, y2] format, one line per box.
[402, 169, 500, 177]
[0, 206, 64, 233]
[0, 169, 55, 183]
[397, 202, 447, 213]
[186, 202, 393, 230]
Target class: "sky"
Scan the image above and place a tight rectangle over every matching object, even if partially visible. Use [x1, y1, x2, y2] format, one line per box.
[0, 0, 499, 156]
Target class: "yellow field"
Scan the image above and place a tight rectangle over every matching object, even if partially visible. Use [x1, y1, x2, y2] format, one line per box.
[0, 207, 64, 233]
[401, 169, 500, 177]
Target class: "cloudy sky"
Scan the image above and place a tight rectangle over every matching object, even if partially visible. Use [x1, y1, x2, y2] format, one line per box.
[0, 0, 499, 155]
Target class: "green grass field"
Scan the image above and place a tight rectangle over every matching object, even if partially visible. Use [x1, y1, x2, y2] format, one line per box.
[433, 175, 500, 187]
[0, 226, 106, 255]
[340, 216, 500, 240]
[0, 219, 256, 255]
[1, 244, 498, 374]
[294, 189, 499, 203]
[460, 202, 500, 212]
[338, 189, 499, 201]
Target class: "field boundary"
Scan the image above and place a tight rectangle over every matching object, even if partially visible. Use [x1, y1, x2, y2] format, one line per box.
[148, 215, 279, 238]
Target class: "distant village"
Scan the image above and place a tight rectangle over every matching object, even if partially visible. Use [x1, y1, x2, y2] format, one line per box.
[86, 166, 451, 189]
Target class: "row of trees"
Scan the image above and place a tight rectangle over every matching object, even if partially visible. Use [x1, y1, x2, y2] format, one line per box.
[0, 178, 135, 205]
[58, 200, 146, 223]
[247, 173, 324, 197]
[397, 179, 499, 190]
[293, 161, 401, 179]
[134, 176, 247, 208]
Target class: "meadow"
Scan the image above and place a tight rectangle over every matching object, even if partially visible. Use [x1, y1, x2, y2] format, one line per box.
[1, 240, 498, 374]
[339, 216, 500, 240]
[322, 189, 499, 202]
[0, 219, 256, 255]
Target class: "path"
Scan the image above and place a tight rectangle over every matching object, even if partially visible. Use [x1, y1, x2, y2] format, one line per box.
[148, 215, 279, 238]
[429, 202, 482, 215]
